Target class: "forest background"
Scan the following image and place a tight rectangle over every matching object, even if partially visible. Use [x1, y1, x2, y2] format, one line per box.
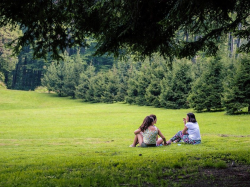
[0, 24, 250, 115]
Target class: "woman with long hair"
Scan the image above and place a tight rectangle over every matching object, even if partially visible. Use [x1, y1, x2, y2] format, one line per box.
[149, 114, 158, 141]
[130, 116, 167, 147]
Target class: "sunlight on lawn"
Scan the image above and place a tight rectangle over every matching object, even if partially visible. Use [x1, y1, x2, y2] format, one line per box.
[0, 89, 249, 186]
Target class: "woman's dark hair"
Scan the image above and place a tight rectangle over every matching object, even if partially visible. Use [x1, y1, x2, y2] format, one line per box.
[140, 116, 154, 132]
[187, 113, 197, 123]
[149, 114, 156, 121]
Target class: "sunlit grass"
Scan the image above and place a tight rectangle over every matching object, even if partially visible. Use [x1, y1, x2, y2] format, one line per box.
[0, 88, 249, 186]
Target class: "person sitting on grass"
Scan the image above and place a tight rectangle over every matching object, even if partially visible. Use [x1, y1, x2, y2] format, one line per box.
[150, 114, 158, 141]
[137, 114, 159, 145]
[158, 113, 201, 145]
[129, 116, 167, 147]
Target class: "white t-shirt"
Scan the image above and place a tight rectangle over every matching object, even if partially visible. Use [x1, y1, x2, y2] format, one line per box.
[185, 122, 201, 140]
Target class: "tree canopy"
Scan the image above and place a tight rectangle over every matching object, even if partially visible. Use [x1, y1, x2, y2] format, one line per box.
[1, 0, 250, 59]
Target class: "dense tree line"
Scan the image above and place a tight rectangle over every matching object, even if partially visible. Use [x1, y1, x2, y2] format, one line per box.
[1, 22, 250, 115]
[0, 31, 116, 90]
[41, 52, 250, 114]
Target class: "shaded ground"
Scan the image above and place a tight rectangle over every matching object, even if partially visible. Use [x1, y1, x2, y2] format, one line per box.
[175, 164, 250, 187]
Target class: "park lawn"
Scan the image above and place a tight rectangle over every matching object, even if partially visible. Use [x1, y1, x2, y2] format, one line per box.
[0, 88, 249, 187]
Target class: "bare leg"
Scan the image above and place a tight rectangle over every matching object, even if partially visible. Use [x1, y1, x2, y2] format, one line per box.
[131, 134, 143, 147]
[157, 137, 172, 145]
[166, 140, 172, 145]
[131, 135, 138, 147]
[156, 137, 163, 145]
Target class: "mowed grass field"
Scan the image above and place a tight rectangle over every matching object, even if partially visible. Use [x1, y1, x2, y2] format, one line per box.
[0, 88, 250, 187]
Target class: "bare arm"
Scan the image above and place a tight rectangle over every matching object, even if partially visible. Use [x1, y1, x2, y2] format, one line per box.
[134, 128, 141, 135]
[182, 126, 188, 135]
[182, 118, 188, 135]
[158, 129, 167, 145]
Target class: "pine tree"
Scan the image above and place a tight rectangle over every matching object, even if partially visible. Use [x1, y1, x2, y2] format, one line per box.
[41, 62, 58, 93]
[115, 60, 131, 102]
[42, 52, 76, 96]
[50, 61, 65, 96]
[188, 57, 224, 112]
[126, 76, 138, 104]
[61, 54, 76, 97]
[125, 61, 141, 104]
[125, 59, 152, 106]
[160, 60, 193, 109]
[75, 65, 95, 101]
[223, 55, 250, 114]
[101, 67, 119, 103]
[90, 73, 105, 102]
[145, 77, 161, 107]
[145, 56, 167, 107]
[62, 51, 85, 98]
[135, 70, 150, 105]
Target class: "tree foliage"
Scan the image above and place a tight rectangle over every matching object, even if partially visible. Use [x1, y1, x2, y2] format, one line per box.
[40, 50, 250, 115]
[1, 0, 250, 60]
[160, 60, 193, 109]
[0, 25, 21, 86]
[42, 52, 85, 96]
[188, 57, 224, 112]
[223, 55, 250, 114]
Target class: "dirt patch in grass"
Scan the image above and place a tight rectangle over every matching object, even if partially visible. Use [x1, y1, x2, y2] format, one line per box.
[176, 164, 250, 187]
[219, 134, 250, 137]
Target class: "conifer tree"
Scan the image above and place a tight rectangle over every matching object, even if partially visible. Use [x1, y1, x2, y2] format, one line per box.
[90, 73, 105, 102]
[145, 56, 167, 107]
[159, 71, 176, 108]
[125, 73, 139, 104]
[41, 62, 58, 93]
[101, 68, 119, 103]
[145, 77, 161, 107]
[115, 61, 132, 102]
[75, 65, 96, 101]
[160, 60, 193, 109]
[42, 52, 82, 97]
[62, 51, 85, 98]
[223, 55, 250, 114]
[188, 57, 224, 112]
[61, 54, 76, 97]
[49, 61, 65, 96]
[125, 60, 142, 104]
[135, 70, 150, 105]
[129, 60, 151, 106]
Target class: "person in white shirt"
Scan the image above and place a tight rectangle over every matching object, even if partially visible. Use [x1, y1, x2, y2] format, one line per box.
[160, 113, 201, 145]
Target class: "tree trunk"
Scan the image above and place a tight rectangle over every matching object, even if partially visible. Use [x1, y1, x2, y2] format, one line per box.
[228, 32, 234, 58]
[185, 31, 189, 42]
[12, 63, 18, 88]
[22, 67, 27, 90]
[176, 31, 180, 42]
[236, 23, 242, 58]
[183, 31, 188, 42]
[191, 35, 197, 64]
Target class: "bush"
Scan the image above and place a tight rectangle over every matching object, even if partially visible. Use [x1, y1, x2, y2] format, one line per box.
[0, 81, 7, 89]
[34, 86, 49, 93]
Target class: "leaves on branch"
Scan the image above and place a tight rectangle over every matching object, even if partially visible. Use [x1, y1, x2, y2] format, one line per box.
[1, 0, 250, 60]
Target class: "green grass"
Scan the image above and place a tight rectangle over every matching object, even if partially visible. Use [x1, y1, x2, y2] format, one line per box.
[0, 88, 250, 186]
